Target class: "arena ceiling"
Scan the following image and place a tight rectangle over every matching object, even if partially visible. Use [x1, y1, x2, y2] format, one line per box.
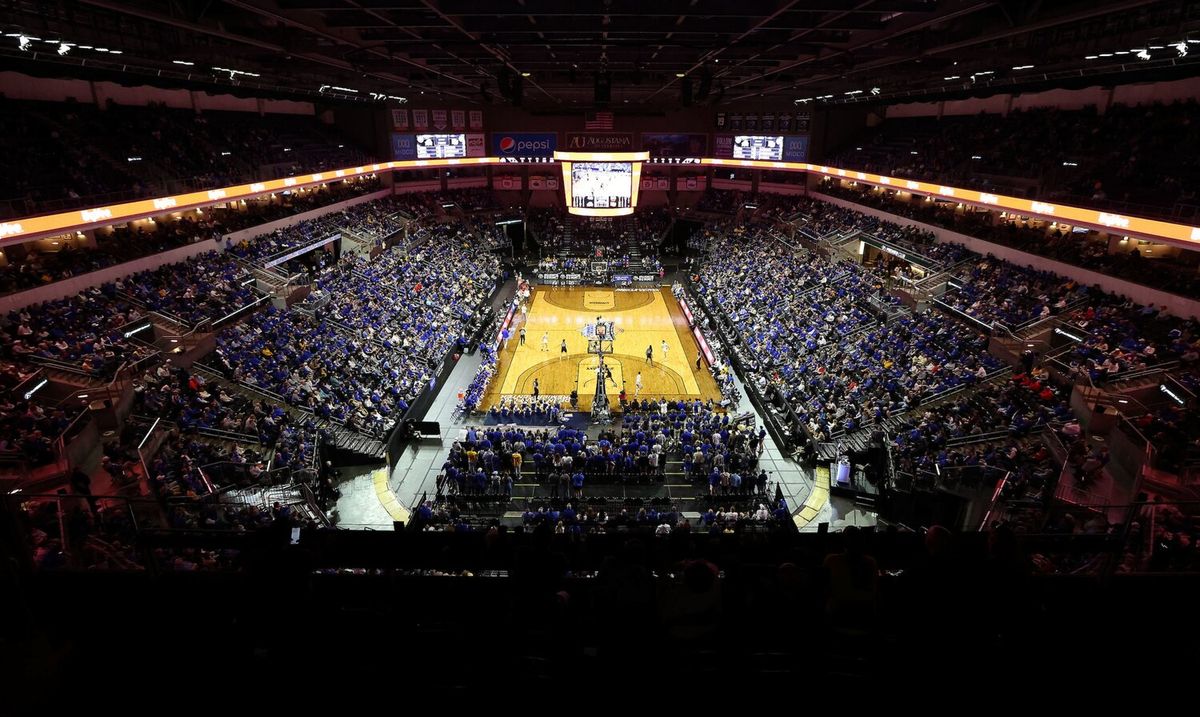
[3, 0, 1200, 108]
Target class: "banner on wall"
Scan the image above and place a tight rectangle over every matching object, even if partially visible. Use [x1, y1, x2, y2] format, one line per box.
[469, 110, 483, 131]
[391, 133, 417, 160]
[794, 112, 811, 133]
[713, 134, 734, 158]
[564, 132, 634, 151]
[497, 176, 520, 190]
[412, 109, 428, 130]
[745, 114, 759, 132]
[762, 114, 775, 132]
[782, 135, 810, 162]
[730, 115, 743, 131]
[391, 109, 409, 131]
[655, 177, 669, 190]
[715, 112, 726, 130]
[681, 176, 700, 191]
[451, 110, 465, 130]
[530, 176, 560, 190]
[465, 133, 486, 157]
[778, 113, 791, 132]
[492, 132, 557, 156]
[431, 109, 448, 130]
[640, 133, 707, 157]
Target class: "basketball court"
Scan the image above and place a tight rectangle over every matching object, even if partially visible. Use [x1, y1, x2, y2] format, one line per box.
[480, 285, 722, 412]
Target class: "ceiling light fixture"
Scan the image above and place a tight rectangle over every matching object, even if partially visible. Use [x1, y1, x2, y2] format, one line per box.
[173, 60, 195, 66]
[1174, 41, 1188, 57]
[1136, 49, 1151, 60]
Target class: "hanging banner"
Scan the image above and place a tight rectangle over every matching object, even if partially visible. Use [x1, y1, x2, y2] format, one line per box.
[431, 109, 448, 130]
[778, 113, 792, 132]
[465, 133, 486, 157]
[451, 110, 465, 130]
[391, 134, 418, 160]
[469, 110, 484, 130]
[412, 109, 429, 130]
[713, 134, 734, 158]
[762, 114, 775, 132]
[391, 109, 409, 131]
[715, 112, 726, 130]
[782, 135, 810, 162]
[640, 133, 707, 157]
[564, 132, 634, 151]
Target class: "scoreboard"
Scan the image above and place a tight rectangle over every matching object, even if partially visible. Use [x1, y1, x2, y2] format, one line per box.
[416, 133, 466, 159]
[732, 135, 783, 161]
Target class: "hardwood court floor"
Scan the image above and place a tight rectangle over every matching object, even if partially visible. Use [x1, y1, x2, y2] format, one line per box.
[480, 286, 722, 412]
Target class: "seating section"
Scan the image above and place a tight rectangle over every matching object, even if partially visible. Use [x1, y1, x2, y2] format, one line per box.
[215, 222, 499, 435]
[817, 181, 1200, 300]
[696, 224, 1002, 441]
[0, 99, 374, 216]
[5, 285, 154, 376]
[831, 102, 1200, 214]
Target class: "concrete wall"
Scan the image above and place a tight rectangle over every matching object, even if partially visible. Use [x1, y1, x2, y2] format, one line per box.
[810, 191, 1200, 319]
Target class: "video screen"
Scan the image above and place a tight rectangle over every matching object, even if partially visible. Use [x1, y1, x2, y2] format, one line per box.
[416, 133, 466, 159]
[732, 135, 783, 161]
[570, 162, 632, 209]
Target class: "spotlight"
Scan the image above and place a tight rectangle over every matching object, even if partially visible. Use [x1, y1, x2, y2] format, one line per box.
[1174, 41, 1188, 57]
[870, 87, 880, 95]
[1136, 49, 1151, 60]
[57, 42, 69, 56]
[18, 35, 31, 51]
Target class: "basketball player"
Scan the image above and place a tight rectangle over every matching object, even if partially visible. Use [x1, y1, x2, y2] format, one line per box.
[532, 378, 539, 399]
[696, 351, 703, 370]
[519, 327, 526, 346]
[635, 371, 643, 397]
[560, 339, 568, 359]
[645, 344, 653, 366]
[541, 332, 549, 352]
[661, 339, 669, 361]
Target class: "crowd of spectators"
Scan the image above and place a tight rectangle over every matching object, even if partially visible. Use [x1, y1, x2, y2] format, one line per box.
[215, 220, 499, 435]
[817, 181, 1200, 299]
[697, 214, 1003, 442]
[3, 285, 155, 376]
[890, 371, 1074, 498]
[0, 177, 380, 296]
[831, 101, 1200, 214]
[0, 98, 375, 215]
[938, 257, 1087, 329]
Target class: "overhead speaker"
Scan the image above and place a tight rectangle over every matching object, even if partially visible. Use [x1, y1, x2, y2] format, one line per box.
[680, 78, 693, 107]
[594, 71, 611, 105]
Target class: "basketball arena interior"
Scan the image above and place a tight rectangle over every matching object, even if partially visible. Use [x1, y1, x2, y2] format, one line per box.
[3, 0, 1200, 699]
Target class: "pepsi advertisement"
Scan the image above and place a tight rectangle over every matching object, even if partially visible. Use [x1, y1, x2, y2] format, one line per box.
[492, 132, 557, 157]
